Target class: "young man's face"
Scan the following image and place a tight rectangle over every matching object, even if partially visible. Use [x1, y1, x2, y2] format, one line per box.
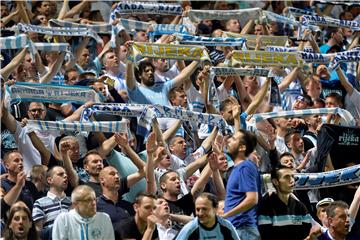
[135, 196, 156, 222]
[170, 136, 187, 160]
[28, 102, 47, 120]
[325, 97, 340, 108]
[288, 133, 304, 154]
[273, 168, 295, 194]
[170, 91, 187, 108]
[280, 155, 295, 170]
[84, 154, 104, 177]
[161, 172, 181, 195]
[48, 167, 68, 191]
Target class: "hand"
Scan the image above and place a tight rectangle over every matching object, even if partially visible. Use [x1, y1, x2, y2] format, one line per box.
[147, 214, 157, 230]
[146, 132, 157, 154]
[20, 118, 28, 128]
[59, 141, 71, 156]
[231, 104, 241, 119]
[267, 127, 276, 150]
[208, 152, 219, 171]
[225, 51, 233, 60]
[82, 101, 94, 109]
[16, 171, 26, 188]
[214, 134, 224, 154]
[0, 173, 9, 181]
[154, 146, 166, 164]
[124, 41, 134, 57]
[115, 132, 129, 148]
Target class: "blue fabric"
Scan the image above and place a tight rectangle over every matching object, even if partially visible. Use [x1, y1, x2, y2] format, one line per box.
[128, 80, 174, 105]
[319, 44, 331, 54]
[236, 226, 260, 240]
[225, 160, 261, 228]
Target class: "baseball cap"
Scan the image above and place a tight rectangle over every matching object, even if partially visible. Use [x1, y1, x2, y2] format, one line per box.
[316, 198, 334, 209]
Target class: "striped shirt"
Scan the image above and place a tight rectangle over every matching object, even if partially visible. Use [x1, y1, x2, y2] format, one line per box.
[32, 191, 71, 230]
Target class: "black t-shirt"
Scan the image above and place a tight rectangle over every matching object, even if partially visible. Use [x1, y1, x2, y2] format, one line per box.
[166, 193, 195, 231]
[115, 216, 159, 240]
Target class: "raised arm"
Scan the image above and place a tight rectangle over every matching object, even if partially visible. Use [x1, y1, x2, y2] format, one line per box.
[173, 61, 200, 87]
[145, 132, 158, 194]
[0, 48, 27, 81]
[349, 186, 360, 220]
[185, 154, 208, 179]
[277, 67, 299, 93]
[336, 66, 354, 95]
[39, 52, 65, 84]
[63, 0, 90, 19]
[125, 41, 137, 90]
[245, 77, 270, 115]
[27, 130, 52, 166]
[59, 140, 79, 187]
[3, 171, 25, 206]
[115, 133, 145, 188]
[200, 126, 218, 152]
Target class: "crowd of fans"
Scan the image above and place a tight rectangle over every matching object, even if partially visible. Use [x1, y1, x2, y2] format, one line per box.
[1, 1, 360, 240]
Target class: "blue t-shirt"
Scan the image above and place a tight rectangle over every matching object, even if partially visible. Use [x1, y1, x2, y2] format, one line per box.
[128, 80, 174, 105]
[224, 159, 261, 228]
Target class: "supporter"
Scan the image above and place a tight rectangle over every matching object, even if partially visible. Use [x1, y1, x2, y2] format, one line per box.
[52, 185, 114, 240]
[1, 150, 39, 210]
[258, 165, 312, 240]
[153, 196, 178, 240]
[320, 27, 344, 54]
[222, 130, 261, 239]
[32, 166, 71, 240]
[316, 197, 335, 228]
[80, 151, 104, 196]
[115, 193, 158, 240]
[3, 202, 39, 240]
[29, 165, 48, 199]
[175, 192, 239, 239]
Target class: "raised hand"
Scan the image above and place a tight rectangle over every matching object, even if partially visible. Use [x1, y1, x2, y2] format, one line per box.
[114, 132, 129, 148]
[146, 132, 157, 154]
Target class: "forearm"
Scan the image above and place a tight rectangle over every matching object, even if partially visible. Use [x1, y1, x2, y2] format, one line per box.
[152, 118, 166, 146]
[126, 62, 136, 90]
[18, 2, 31, 24]
[222, 194, 257, 218]
[234, 76, 251, 109]
[142, 227, 155, 240]
[122, 145, 145, 170]
[185, 154, 208, 178]
[349, 187, 360, 219]
[245, 77, 270, 115]
[201, 127, 218, 152]
[64, 1, 89, 19]
[191, 165, 211, 198]
[163, 120, 182, 142]
[278, 68, 298, 92]
[212, 170, 226, 200]
[145, 152, 156, 194]
[28, 132, 51, 166]
[1, 48, 27, 80]
[97, 135, 117, 159]
[240, 20, 255, 35]
[57, 0, 69, 20]
[62, 154, 79, 187]
[3, 184, 22, 206]
[173, 61, 199, 87]
[336, 66, 353, 95]
[40, 53, 65, 83]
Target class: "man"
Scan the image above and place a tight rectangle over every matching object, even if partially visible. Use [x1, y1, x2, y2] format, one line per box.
[319, 27, 344, 54]
[284, 129, 305, 167]
[0, 150, 38, 210]
[226, 19, 241, 33]
[222, 130, 261, 239]
[97, 165, 144, 225]
[317, 201, 351, 240]
[316, 198, 334, 228]
[32, 166, 71, 240]
[258, 166, 312, 240]
[81, 151, 104, 196]
[52, 185, 114, 240]
[176, 193, 239, 240]
[125, 41, 199, 106]
[153, 196, 178, 240]
[115, 193, 159, 240]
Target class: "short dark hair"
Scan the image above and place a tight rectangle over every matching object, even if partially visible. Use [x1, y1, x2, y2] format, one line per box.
[159, 170, 179, 191]
[238, 129, 257, 157]
[134, 192, 157, 204]
[168, 86, 185, 101]
[326, 201, 349, 218]
[196, 192, 218, 208]
[279, 152, 295, 161]
[46, 165, 65, 179]
[134, 61, 154, 83]
[3, 150, 21, 165]
[326, 92, 343, 106]
[284, 129, 301, 146]
[270, 165, 292, 180]
[83, 150, 102, 166]
[220, 97, 237, 112]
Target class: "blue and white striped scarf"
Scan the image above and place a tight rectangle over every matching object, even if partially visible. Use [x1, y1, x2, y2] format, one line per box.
[27, 120, 128, 133]
[0, 34, 36, 60]
[176, 34, 246, 47]
[150, 24, 189, 36]
[15, 23, 103, 44]
[266, 46, 314, 53]
[111, 1, 182, 21]
[7, 82, 103, 105]
[249, 107, 356, 126]
[211, 67, 270, 77]
[188, 8, 261, 22]
[301, 15, 360, 31]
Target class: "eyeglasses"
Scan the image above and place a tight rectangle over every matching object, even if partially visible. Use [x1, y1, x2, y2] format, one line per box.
[77, 197, 96, 204]
[29, 108, 45, 113]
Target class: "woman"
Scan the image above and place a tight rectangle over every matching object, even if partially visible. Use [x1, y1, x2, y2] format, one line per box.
[2, 202, 39, 240]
